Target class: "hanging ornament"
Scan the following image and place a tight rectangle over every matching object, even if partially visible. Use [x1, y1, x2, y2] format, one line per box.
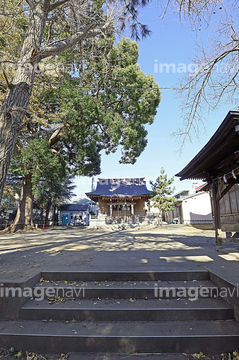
[232, 170, 237, 179]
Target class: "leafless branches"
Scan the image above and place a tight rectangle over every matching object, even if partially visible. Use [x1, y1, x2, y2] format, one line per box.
[154, 0, 239, 146]
[173, 36, 239, 149]
[49, 0, 69, 12]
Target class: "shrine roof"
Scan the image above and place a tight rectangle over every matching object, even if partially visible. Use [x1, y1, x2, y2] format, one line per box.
[86, 178, 151, 199]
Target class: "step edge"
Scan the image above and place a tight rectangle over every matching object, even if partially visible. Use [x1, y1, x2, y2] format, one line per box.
[20, 307, 233, 311]
[1, 334, 239, 338]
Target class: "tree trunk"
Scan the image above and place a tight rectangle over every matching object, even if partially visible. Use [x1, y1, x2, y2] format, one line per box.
[45, 199, 52, 226]
[0, 1, 49, 202]
[52, 203, 58, 225]
[2, 173, 34, 233]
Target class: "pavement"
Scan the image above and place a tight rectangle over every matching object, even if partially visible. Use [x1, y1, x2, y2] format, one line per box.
[0, 225, 238, 286]
[0, 225, 239, 360]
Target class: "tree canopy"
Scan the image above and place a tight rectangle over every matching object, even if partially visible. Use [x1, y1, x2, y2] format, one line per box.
[3, 36, 160, 232]
[0, 0, 153, 203]
[42, 37, 160, 171]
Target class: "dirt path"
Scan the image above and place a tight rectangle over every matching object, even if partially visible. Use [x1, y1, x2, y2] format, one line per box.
[0, 225, 238, 283]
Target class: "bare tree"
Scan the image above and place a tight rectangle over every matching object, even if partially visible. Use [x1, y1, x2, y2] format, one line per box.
[158, 0, 239, 146]
[0, 0, 150, 203]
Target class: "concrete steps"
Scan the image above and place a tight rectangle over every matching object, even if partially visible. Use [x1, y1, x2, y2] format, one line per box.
[40, 270, 210, 282]
[20, 298, 233, 321]
[0, 270, 239, 355]
[30, 280, 219, 299]
[0, 319, 239, 354]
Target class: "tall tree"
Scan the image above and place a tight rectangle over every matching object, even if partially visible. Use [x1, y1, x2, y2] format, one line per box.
[0, 0, 151, 203]
[43, 37, 161, 166]
[5, 37, 160, 232]
[4, 137, 68, 232]
[149, 168, 175, 222]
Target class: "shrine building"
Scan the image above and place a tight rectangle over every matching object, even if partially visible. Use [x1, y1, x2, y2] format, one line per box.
[86, 178, 151, 220]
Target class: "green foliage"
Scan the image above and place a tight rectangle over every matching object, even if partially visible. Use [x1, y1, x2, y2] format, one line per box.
[0, 0, 29, 57]
[8, 134, 76, 225]
[41, 37, 161, 172]
[150, 168, 176, 212]
[9, 137, 66, 194]
[0, 186, 16, 218]
[7, 35, 160, 228]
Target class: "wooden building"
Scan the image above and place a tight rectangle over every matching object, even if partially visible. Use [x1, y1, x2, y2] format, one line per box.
[59, 203, 90, 226]
[176, 111, 239, 250]
[86, 178, 151, 221]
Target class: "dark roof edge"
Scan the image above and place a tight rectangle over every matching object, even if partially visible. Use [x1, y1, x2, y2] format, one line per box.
[175, 111, 239, 180]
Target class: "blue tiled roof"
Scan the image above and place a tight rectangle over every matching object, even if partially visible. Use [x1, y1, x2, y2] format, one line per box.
[59, 204, 89, 212]
[86, 178, 151, 198]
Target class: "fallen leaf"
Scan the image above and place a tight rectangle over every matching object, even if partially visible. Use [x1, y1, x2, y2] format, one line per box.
[192, 352, 204, 359]
[233, 350, 239, 360]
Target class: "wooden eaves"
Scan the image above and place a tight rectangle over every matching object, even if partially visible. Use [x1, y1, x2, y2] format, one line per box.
[175, 111, 239, 250]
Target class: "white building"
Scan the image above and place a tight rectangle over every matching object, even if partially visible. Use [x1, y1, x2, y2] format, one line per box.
[176, 189, 212, 225]
[166, 183, 213, 225]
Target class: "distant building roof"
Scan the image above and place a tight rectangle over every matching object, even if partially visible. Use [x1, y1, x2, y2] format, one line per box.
[195, 183, 208, 192]
[174, 183, 208, 201]
[59, 203, 89, 212]
[174, 189, 190, 199]
[86, 178, 151, 199]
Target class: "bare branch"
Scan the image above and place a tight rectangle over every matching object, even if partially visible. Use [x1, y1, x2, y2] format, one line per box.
[25, 0, 36, 9]
[0, 62, 12, 88]
[48, 124, 66, 148]
[45, 18, 56, 46]
[0, 82, 6, 93]
[48, 121, 74, 148]
[47, 1, 68, 21]
[38, 23, 105, 59]
[49, 0, 69, 12]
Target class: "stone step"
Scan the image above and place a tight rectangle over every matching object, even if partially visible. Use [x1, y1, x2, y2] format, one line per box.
[41, 270, 210, 282]
[20, 298, 234, 321]
[33, 279, 218, 299]
[0, 319, 239, 354]
[2, 270, 238, 356]
[68, 353, 187, 360]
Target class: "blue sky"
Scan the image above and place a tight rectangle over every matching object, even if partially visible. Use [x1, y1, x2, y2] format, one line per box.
[73, 2, 234, 198]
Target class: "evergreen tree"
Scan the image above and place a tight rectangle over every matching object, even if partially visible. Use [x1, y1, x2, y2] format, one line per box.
[3, 137, 69, 232]
[0, 0, 151, 203]
[3, 37, 160, 232]
[43, 37, 161, 167]
[149, 168, 176, 222]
